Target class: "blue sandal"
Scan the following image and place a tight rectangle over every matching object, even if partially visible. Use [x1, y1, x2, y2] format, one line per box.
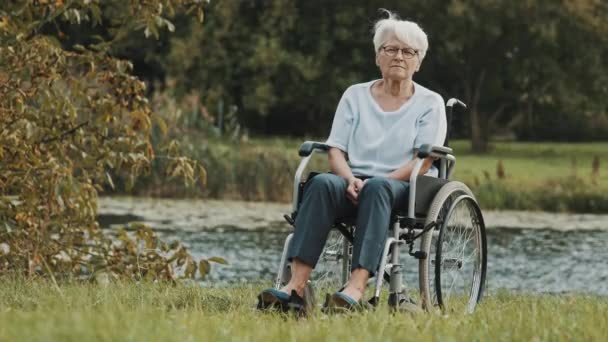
[257, 289, 307, 316]
[257, 288, 290, 311]
[333, 291, 359, 306]
[322, 291, 366, 313]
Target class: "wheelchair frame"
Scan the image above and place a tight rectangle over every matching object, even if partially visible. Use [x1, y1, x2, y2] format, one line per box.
[275, 98, 487, 313]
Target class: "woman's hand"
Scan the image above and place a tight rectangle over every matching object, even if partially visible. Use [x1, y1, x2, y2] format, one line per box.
[328, 148, 365, 205]
[346, 177, 366, 206]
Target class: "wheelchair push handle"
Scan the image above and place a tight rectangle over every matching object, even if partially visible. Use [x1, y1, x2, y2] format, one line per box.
[445, 98, 466, 148]
[446, 98, 466, 108]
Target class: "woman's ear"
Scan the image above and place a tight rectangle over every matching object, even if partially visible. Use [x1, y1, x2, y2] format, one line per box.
[375, 53, 380, 67]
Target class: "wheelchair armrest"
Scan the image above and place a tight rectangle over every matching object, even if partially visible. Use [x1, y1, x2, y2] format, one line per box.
[298, 141, 330, 157]
[417, 144, 453, 159]
[292, 141, 330, 212]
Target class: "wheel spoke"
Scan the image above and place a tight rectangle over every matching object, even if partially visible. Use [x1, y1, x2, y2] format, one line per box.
[419, 185, 487, 313]
[313, 229, 348, 291]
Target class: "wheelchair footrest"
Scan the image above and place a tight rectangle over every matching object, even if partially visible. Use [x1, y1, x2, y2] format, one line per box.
[368, 296, 380, 307]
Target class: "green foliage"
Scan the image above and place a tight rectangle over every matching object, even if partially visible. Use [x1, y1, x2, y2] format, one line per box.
[59, 1, 606, 152]
[0, 1, 210, 280]
[152, 0, 608, 150]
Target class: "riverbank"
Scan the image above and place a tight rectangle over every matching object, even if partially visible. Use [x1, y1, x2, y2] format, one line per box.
[98, 197, 608, 232]
[112, 138, 608, 213]
[0, 279, 606, 341]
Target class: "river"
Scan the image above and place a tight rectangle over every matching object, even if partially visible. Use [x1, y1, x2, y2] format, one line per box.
[98, 197, 608, 295]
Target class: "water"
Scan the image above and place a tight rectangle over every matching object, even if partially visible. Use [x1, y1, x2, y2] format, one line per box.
[98, 197, 608, 295]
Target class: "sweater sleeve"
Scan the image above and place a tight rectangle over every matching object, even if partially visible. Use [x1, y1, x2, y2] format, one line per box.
[325, 88, 354, 152]
[414, 94, 447, 149]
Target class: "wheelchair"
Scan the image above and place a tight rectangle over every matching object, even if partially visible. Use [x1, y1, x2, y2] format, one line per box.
[274, 98, 487, 314]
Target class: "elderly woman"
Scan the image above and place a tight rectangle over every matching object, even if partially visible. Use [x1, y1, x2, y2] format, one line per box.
[258, 11, 446, 312]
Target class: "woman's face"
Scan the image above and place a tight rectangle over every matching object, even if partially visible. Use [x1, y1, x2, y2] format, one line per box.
[375, 37, 420, 82]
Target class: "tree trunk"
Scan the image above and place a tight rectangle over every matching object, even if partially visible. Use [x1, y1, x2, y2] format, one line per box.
[468, 70, 489, 153]
[470, 108, 488, 153]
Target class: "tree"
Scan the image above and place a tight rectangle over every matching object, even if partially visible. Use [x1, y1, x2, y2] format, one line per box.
[159, 0, 607, 148]
[0, 1, 217, 280]
[425, 0, 608, 151]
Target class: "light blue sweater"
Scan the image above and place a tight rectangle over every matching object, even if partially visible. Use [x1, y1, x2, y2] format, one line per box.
[326, 80, 447, 178]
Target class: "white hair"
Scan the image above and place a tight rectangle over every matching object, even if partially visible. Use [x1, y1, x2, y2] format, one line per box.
[373, 9, 429, 64]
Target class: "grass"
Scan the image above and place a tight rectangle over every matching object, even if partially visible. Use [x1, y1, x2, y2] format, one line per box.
[1, 278, 607, 341]
[243, 138, 608, 188]
[120, 137, 608, 212]
[448, 140, 607, 184]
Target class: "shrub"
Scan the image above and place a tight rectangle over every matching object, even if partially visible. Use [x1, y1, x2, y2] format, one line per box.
[0, 1, 214, 281]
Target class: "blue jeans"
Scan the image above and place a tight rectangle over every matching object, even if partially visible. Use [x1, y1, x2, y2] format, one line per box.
[287, 173, 410, 275]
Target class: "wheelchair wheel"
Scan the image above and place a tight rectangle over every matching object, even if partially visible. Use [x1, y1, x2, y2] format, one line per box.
[313, 228, 351, 288]
[418, 181, 487, 313]
[278, 228, 351, 310]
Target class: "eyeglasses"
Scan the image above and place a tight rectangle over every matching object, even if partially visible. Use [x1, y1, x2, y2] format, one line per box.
[380, 46, 418, 59]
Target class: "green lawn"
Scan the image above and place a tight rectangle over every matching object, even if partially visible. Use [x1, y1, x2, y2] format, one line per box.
[215, 138, 608, 185]
[448, 140, 608, 185]
[0, 279, 607, 341]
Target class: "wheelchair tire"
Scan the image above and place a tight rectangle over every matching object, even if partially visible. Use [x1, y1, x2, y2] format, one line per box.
[418, 181, 487, 313]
